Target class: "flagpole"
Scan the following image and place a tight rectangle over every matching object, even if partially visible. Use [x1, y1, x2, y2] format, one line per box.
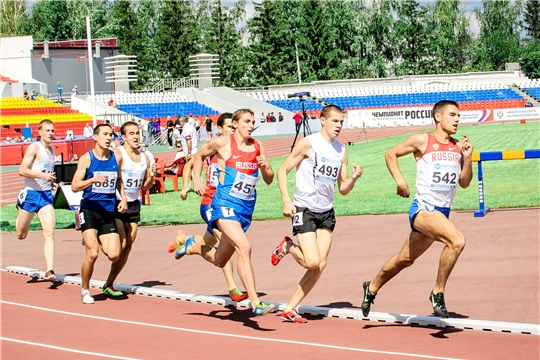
[86, 16, 97, 127]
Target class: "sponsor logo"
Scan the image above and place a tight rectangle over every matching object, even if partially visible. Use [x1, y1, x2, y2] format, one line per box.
[433, 144, 439, 151]
[449, 147, 456, 151]
[232, 155, 242, 159]
[434, 163, 441, 169]
[321, 157, 326, 162]
[497, 111, 504, 119]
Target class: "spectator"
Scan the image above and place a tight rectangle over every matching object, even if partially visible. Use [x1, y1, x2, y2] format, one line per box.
[65, 132, 75, 140]
[266, 113, 272, 123]
[205, 115, 213, 140]
[271, 112, 276, 122]
[188, 114, 196, 128]
[30, 89, 37, 100]
[108, 98, 117, 108]
[195, 117, 202, 141]
[146, 118, 154, 143]
[164, 141, 185, 175]
[166, 116, 174, 148]
[173, 124, 182, 144]
[83, 123, 93, 138]
[293, 111, 302, 132]
[23, 90, 30, 100]
[57, 82, 63, 102]
[154, 117, 161, 134]
[72, 85, 79, 96]
[260, 112, 266, 123]
[174, 116, 181, 127]
[278, 112, 284, 122]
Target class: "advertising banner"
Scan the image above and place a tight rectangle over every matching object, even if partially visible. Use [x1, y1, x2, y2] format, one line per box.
[492, 108, 540, 121]
[347, 106, 528, 128]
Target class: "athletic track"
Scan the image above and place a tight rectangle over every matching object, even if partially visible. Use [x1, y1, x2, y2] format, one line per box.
[1, 126, 538, 359]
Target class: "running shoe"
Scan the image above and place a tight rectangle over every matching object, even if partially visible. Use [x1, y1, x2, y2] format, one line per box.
[361, 281, 376, 317]
[281, 309, 307, 323]
[175, 236, 195, 260]
[229, 288, 249, 302]
[103, 284, 123, 297]
[429, 291, 449, 318]
[81, 289, 95, 304]
[43, 270, 57, 282]
[271, 236, 292, 266]
[167, 229, 186, 253]
[253, 302, 275, 317]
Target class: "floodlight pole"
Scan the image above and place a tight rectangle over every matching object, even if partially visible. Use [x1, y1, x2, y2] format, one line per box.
[86, 16, 97, 127]
[292, 28, 302, 84]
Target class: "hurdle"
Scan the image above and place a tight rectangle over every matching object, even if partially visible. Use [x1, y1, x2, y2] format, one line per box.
[473, 149, 540, 217]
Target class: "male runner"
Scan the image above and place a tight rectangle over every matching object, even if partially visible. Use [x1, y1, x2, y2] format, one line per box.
[361, 100, 473, 318]
[169, 113, 247, 302]
[271, 105, 363, 323]
[71, 124, 127, 304]
[16, 119, 57, 282]
[101, 121, 156, 297]
[173, 109, 275, 316]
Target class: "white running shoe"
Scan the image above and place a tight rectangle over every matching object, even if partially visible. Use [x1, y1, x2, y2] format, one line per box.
[81, 289, 95, 304]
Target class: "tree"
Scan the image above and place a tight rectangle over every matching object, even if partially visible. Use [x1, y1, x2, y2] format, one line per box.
[247, 0, 297, 86]
[391, 0, 430, 76]
[154, 0, 201, 79]
[522, 0, 540, 42]
[25, 0, 71, 41]
[425, 0, 474, 74]
[203, 0, 249, 87]
[0, 0, 28, 37]
[474, 0, 523, 71]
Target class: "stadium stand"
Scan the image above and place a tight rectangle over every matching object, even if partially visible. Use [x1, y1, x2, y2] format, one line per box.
[514, 79, 540, 101]
[94, 92, 219, 119]
[247, 81, 527, 113]
[0, 96, 92, 140]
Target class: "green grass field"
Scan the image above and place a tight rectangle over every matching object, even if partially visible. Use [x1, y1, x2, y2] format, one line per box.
[1, 121, 538, 232]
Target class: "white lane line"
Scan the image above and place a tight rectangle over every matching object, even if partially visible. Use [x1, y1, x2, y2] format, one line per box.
[1, 337, 139, 359]
[1, 300, 464, 360]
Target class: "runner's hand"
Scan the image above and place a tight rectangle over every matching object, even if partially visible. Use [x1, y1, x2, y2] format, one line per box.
[282, 201, 296, 218]
[43, 172, 56, 182]
[458, 135, 473, 157]
[180, 188, 188, 200]
[397, 183, 410, 198]
[352, 165, 363, 179]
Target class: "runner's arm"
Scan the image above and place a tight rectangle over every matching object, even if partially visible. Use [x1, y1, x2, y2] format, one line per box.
[142, 153, 156, 191]
[458, 134, 474, 188]
[385, 133, 427, 198]
[277, 137, 311, 218]
[193, 137, 223, 196]
[19, 144, 55, 182]
[256, 142, 274, 185]
[337, 150, 363, 195]
[71, 153, 105, 192]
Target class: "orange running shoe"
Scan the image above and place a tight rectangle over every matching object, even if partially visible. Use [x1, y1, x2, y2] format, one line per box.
[229, 288, 249, 302]
[167, 229, 186, 253]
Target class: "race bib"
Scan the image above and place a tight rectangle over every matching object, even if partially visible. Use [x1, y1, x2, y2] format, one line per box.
[221, 207, 235, 217]
[124, 171, 145, 191]
[292, 212, 304, 226]
[92, 171, 118, 194]
[229, 172, 259, 201]
[17, 189, 27, 204]
[205, 207, 213, 222]
[429, 166, 459, 190]
[209, 164, 219, 187]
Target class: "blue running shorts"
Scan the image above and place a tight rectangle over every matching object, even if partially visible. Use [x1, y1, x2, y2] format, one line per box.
[200, 203, 214, 235]
[210, 204, 252, 233]
[409, 198, 450, 232]
[16, 189, 53, 213]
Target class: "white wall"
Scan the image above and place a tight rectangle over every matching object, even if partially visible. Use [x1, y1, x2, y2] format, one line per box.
[0, 36, 33, 81]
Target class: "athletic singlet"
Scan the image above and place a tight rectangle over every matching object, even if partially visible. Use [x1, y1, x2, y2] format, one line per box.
[80, 150, 119, 213]
[414, 133, 462, 208]
[212, 135, 261, 214]
[118, 146, 147, 202]
[201, 154, 219, 206]
[293, 132, 345, 212]
[24, 142, 55, 192]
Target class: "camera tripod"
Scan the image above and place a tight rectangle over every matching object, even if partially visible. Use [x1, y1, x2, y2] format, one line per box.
[290, 97, 312, 152]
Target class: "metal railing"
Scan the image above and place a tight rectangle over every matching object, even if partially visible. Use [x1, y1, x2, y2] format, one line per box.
[152, 78, 200, 92]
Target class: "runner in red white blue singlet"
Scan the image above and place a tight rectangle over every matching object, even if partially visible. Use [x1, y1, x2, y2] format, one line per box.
[361, 100, 474, 319]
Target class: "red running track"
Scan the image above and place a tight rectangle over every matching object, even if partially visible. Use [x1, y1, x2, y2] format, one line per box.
[1, 208, 539, 359]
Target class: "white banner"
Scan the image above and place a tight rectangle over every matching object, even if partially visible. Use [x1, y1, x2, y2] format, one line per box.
[348, 107, 500, 127]
[492, 108, 540, 121]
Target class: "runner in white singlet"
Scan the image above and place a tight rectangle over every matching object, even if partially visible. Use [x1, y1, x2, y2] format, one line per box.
[271, 105, 363, 323]
[15, 119, 58, 282]
[361, 100, 474, 319]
